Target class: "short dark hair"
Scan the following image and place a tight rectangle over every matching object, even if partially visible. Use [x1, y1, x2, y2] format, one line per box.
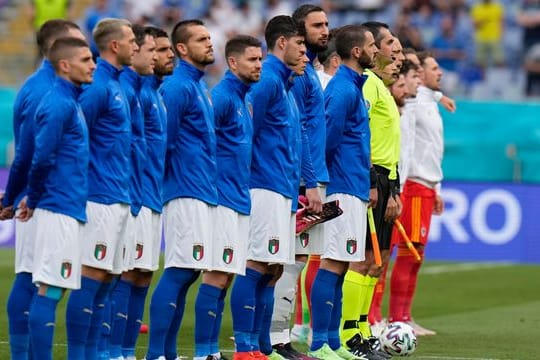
[145, 26, 168, 39]
[171, 19, 204, 56]
[49, 37, 90, 70]
[403, 47, 417, 55]
[292, 4, 324, 29]
[264, 15, 304, 51]
[417, 50, 434, 66]
[36, 19, 81, 57]
[335, 24, 369, 60]
[225, 35, 261, 58]
[132, 24, 152, 47]
[362, 21, 389, 48]
[400, 59, 419, 75]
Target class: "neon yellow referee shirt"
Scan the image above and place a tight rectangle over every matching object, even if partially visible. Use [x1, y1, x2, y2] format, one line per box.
[363, 69, 400, 180]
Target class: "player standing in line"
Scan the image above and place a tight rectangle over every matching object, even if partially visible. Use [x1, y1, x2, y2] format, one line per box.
[196, 34, 263, 360]
[16, 37, 95, 360]
[308, 24, 377, 360]
[65, 18, 137, 360]
[368, 60, 422, 336]
[144, 19, 217, 360]
[105, 24, 156, 360]
[229, 15, 306, 360]
[118, 25, 174, 360]
[0, 19, 85, 360]
[268, 5, 328, 359]
[340, 22, 401, 359]
[292, 31, 341, 345]
[388, 52, 446, 336]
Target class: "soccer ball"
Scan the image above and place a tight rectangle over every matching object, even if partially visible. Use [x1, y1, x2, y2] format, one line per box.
[379, 322, 417, 356]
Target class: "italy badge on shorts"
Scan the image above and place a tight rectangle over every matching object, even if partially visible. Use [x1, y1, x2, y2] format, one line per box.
[346, 238, 357, 255]
[268, 237, 280, 255]
[94, 243, 107, 261]
[299, 233, 309, 248]
[61, 261, 72, 279]
[193, 244, 204, 261]
[223, 247, 234, 264]
[136, 243, 144, 260]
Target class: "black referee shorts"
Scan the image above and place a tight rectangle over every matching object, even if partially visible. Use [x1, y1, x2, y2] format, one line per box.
[365, 165, 394, 251]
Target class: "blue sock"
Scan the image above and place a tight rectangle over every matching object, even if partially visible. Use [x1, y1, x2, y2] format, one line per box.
[108, 279, 131, 358]
[194, 283, 222, 357]
[88, 282, 113, 360]
[28, 294, 59, 360]
[251, 274, 273, 352]
[210, 288, 227, 354]
[259, 285, 276, 355]
[95, 296, 111, 360]
[329, 273, 345, 350]
[66, 276, 101, 359]
[231, 268, 262, 353]
[122, 284, 149, 357]
[146, 267, 198, 360]
[7, 272, 35, 360]
[310, 269, 338, 351]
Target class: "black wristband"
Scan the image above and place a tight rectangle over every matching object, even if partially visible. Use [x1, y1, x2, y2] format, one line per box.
[370, 167, 377, 189]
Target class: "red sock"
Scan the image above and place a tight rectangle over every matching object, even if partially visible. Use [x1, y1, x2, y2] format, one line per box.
[368, 262, 388, 324]
[402, 247, 424, 321]
[389, 245, 416, 322]
[294, 274, 303, 326]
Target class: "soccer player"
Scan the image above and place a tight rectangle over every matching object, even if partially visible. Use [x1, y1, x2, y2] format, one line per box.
[308, 24, 377, 360]
[118, 25, 174, 360]
[194, 34, 263, 360]
[229, 15, 306, 360]
[16, 36, 95, 360]
[340, 22, 401, 359]
[144, 19, 217, 360]
[0, 19, 85, 360]
[316, 34, 340, 90]
[65, 18, 137, 359]
[389, 52, 446, 336]
[105, 24, 156, 360]
[269, 5, 329, 359]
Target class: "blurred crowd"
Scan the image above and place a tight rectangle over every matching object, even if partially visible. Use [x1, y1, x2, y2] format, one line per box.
[74, 0, 540, 98]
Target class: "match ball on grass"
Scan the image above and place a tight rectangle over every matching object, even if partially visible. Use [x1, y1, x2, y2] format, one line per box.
[379, 322, 417, 356]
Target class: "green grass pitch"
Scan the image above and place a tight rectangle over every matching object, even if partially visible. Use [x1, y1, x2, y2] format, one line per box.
[0, 249, 538, 359]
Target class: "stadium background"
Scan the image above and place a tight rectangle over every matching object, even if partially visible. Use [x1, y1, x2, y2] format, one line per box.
[0, 0, 539, 264]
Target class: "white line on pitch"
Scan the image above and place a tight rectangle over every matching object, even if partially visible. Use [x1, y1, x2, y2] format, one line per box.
[421, 262, 513, 275]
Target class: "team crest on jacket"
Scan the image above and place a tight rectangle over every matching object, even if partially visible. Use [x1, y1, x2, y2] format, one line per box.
[136, 243, 144, 260]
[60, 261, 72, 279]
[94, 243, 107, 261]
[193, 244, 204, 261]
[346, 238, 357, 255]
[223, 247, 234, 264]
[268, 237, 280, 255]
[299, 233, 309, 248]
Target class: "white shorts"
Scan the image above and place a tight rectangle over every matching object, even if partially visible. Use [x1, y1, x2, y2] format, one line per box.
[212, 205, 249, 275]
[123, 214, 138, 272]
[163, 198, 215, 270]
[248, 189, 295, 265]
[32, 209, 83, 290]
[14, 210, 36, 274]
[295, 185, 327, 255]
[133, 207, 162, 271]
[323, 193, 367, 262]
[81, 201, 130, 275]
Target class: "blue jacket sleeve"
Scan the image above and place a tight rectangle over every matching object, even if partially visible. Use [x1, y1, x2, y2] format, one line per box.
[325, 85, 349, 161]
[79, 84, 107, 131]
[2, 118, 35, 207]
[161, 84, 189, 151]
[27, 102, 69, 209]
[249, 77, 274, 136]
